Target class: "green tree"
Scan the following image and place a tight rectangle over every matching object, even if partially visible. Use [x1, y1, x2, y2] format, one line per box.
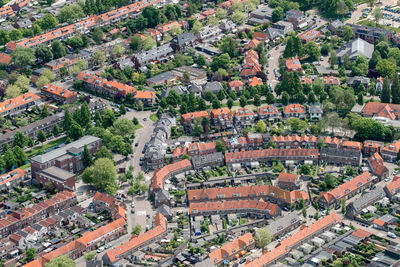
[281, 92, 290, 105]
[51, 40, 66, 59]
[272, 7, 284, 22]
[102, 109, 116, 128]
[304, 41, 321, 61]
[351, 56, 369, 76]
[25, 248, 36, 263]
[41, 13, 58, 30]
[82, 158, 117, 193]
[111, 118, 136, 137]
[52, 124, 60, 136]
[36, 76, 50, 89]
[9, 29, 22, 41]
[84, 252, 96, 262]
[4, 149, 16, 171]
[83, 145, 93, 167]
[302, 206, 307, 217]
[68, 121, 84, 140]
[342, 25, 353, 42]
[11, 47, 35, 69]
[92, 27, 103, 45]
[63, 109, 73, 131]
[94, 50, 106, 66]
[35, 45, 53, 63]
[372, 8, 383, 26]
[13, 131, 27, 148]
[45, 255, 76, 267]
[376, 59, 396, 78]
[254, 228, 272, 251]
[13, 146, 27, 167]
[357, 92, 364, 105]
[286, 118, 307, 132]
[255, 120, 266, 133]
[37, 130, 47, 143]
[79, 102, 91, 129]
[132, 224, 142, 235]
[232, 10, 246, 25]
[216, 140, 226, 153]
[381, 78, 391, 103]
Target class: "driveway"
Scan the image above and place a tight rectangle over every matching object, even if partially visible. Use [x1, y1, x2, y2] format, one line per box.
[266, 44, 285, 90]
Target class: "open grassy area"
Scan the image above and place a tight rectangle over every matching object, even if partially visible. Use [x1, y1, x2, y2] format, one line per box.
[26, 136, 68, 158]
[150, 114, 158, 122]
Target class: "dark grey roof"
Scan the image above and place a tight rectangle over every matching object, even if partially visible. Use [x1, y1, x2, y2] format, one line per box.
[147, 71, 176, 84]
[38, 166, 74, 182]
[264, 213, 300, 236]
[346, 76, 370, 85]
[351, 187, 385, 212]
[133, 44, 173, 65]
[203, 81, 223, 93]
[172, 32, 197, 46]
[309, 104, 323, 114]
[329, 20, 344, 29]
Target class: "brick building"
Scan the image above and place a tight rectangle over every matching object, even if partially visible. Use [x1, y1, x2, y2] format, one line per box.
[277, 172, 299, 191]
[41, 84, 77, 104]
[0, 93, 42, 118]
[35, 166, 76, 191]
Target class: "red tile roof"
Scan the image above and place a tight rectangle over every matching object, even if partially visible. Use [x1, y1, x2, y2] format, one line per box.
[209, 233, 254, 264]
[76, 72, 136, 96]
[258, 105, 279, 115]
[156, 21, 182, 33]
[228, 80, 244, 90]
[283, 104, 306, 114]
[21, 259, 42, 267]
[248, 77, 263, 87]
[0, 93, 40, 115]
[105, 213, 166, 263]
[187, 142, 216, 154]
[341, 141, 362, 151]
[134, 90, 155, 99]
[188, 185, 308, 204]
[323, 76, 340, 85]
[0, 52, 11, 64]
[385, 176, 400, 196]
[300, 76, 312, 84]
[382, 140, 400, 153]
[361, 102, 400, 120]
[245, 213, 341, 267]
[181, 111, 209, 123]
[245, 39, 260, 50]
[277, 172, 297, 183]
[225, 148, 319, 164]
[373, 218, 386, 226]
[253, 32, 268, 42]
[352, 229, 371, 239]
[271, 135, 317, 144]
[285, 59, 302, 72]
[299, 30, 321, 42]
[77, 217, 126, 246]
[369, 152, 388, 177]
[41, 84, 77, 100]
[319, 172, 372, 203]
[211, 107, 232, 119]
[151, 159, 192, 190]
[190, 198, 278, 216]
[0, 168, 26, 188]
[233, 107, 254, 117]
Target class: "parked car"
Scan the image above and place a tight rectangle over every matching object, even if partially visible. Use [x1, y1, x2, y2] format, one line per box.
[97, 247, 104, 253]
[131, 201, 135, 208]
[239, 258, 247, 264]
[105, 244, 112, 249]
[388, 232, 396, 238]
[135, 143, 139, 147]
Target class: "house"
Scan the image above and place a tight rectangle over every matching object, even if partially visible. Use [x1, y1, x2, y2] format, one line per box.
[246, 213, 342, 267]
[271, 21, 294, 35]
[346, 76, 370, 88]
[384, 176, 400, 198]
[240, 50, 261, 78]
[151, 159, 192, 192]
[203, 81, 223, 95]
[134, 91, 156, 106]
[318, 172, 373, 208]
[30, 135, 102, 179]
[219, 19, 237, 33]
[0, 168, 28, 192]
[277, 172, 299, 190]
[323, 76, 340, 86]
[225, 148, 319, 167]
[196, 24, 223, 43]
[211, 107, 233, 130]
[271, 135, 317, 149]
[258, 105, 281, 122]
[0, 93, 42, 118]
[248, 77, 263, 87]
[299, 30, 321, 43]
[362, 140, 383, 155]
[233, 107, 255, 128]
[103, 213, 167, 266]
[360, 102, 400, 122]
[35, 166, 76, 192]
[346, 187, 386, 219]
[264, 213, 302, 239]
[376, 76, 383, 92]
[181, 111, 210, 132]
[187, 142, 216, 157]
[41, 84, 77, 104]
[266, 27, 286, 41]
[246, 132, 264, 148]
[156, 21, 184, 36]
[373, 218, 386, 230]
[285, 59, 302, 73]
[248, 5, 273, 25]
[253, 32, 269, 42]
[191, 152, 224, 169]
[171, 32, 197, 51]
[381, 140, 400, 163]
[76, 72, 136, 97]
[309, 103, 323, 120]
[131, 44, 173, 68]
[245, 39, 260, 50]
[146, 71, 177, 86]
[286, 9, 308, 29]
[348, 24, 392, 43]
[0, 52, 11, 65]
[188, 184, 309, 206]
[283, 104, 306, 119]
[320, 146, 362, 166]
[337, 38, 374, 63]
[190, 198, 280, 218]
[328, 20, 344, 34]
[228, 80, 244, 92]
[209, 233, 255, 265]
[144, 28, 162, 42]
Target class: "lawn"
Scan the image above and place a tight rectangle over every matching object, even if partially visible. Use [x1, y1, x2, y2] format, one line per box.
[133, 123, 143, 131]
[150, 114, 158, 122]
[26, 136, 67, 158]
